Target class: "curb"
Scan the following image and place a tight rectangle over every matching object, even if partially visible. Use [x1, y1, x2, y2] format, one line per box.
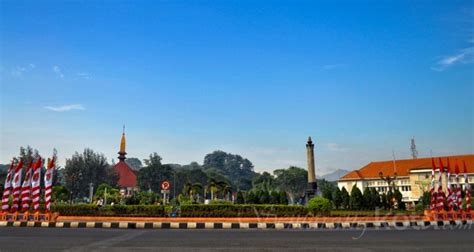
[0, 220, 472, 229]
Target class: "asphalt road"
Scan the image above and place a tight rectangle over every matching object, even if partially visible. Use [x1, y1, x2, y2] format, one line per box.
[0, 226, 473, 252]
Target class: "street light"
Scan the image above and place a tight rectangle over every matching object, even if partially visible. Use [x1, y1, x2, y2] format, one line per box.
[379, 171, 398, 209]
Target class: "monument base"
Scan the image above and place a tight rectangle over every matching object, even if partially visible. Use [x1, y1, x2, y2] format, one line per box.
[305, 182, 318, 200]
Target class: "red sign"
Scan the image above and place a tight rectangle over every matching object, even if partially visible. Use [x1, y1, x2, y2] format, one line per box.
[161, 181, 170, 190]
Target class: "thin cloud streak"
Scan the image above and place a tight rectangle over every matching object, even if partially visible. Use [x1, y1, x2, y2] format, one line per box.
[53, 65, 64, 78]
[44, 104, 85, 112]
[432, 42, 474, 71]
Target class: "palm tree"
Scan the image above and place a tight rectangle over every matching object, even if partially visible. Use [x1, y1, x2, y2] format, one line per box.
[183, 182, 203, 202]
[206, 178, 219, 200]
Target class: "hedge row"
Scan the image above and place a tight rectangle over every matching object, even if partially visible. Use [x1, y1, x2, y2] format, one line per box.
[51, 204, 166, 217]
[180, 204, 309, 217]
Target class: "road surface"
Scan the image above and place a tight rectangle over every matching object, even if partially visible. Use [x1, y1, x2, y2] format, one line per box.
[0, 226, 472, 251]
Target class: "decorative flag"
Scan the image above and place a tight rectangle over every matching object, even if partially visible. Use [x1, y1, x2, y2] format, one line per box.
[44, 157, 55, 212]
[446, 158, 453, 211]
[31, 157, 42, 213]
[20, 161, 33, 212]
[464, 161, 471, 212]
[455, 159, 462, 210]
[1, 161, 15, 213]
[429, 158, 436, 210]
[10, 160, 24, 212]
[436, 158, 445, 211]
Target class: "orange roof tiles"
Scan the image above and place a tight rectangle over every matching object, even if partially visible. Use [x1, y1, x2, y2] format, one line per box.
[339, 154, 474, 181]
[114, 161, 137, 188]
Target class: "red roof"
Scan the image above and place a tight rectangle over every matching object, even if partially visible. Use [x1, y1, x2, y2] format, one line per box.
[114, 161, 137, 188]
[339, 154, 474, 181]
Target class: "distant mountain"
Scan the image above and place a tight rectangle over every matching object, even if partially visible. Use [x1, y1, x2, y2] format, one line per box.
[318, 169, 350, 182]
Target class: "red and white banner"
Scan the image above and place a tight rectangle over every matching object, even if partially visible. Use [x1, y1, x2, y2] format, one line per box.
[464, 161, 471, 212]
[454, 160, 462, 210]
[20, 161, 34, 212]
[44, 157, 55, 212]
[446, 159, 453, 211]
[436, 158, 445, 211]
[31, 157, 42, 212]
[1, 161, 15, 213]
[10, 160, 24, 212]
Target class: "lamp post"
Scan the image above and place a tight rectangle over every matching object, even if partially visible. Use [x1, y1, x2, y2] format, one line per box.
[379, 171, 397, 209]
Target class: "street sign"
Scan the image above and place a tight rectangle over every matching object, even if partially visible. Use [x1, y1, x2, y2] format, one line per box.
[161, 180, 171, 190]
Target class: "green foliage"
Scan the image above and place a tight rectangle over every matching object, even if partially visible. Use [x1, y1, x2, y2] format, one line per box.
[332, 187, 342, 209]
[269, 191, 280, 204]
[209, 199, 233, 205]
[236, 191, 245, 204]
[340, 187, 350, 209]
[64, 148, 114, 200]
[258, 190, 270, 204]
[349, 185, 363, 210]
[380, 193, 389, 209]
[252, 172, 276, 191]
[180, 204, 309, 217]
[394, 189, 406, 210]
[203, 151, 255, 191]
[273, 166, 307, 203]
[137, 153, 173, 192]
[52, 185, 70, 203]
[279, 191, 288, 205]
[319, 180, 336, 202]
[307, 197, 331, 216]
[51, 204, 166, 216]
[419, 191, 431, 208]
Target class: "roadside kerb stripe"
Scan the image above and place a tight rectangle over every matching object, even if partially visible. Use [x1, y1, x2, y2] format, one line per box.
[0, 220, 471, 229]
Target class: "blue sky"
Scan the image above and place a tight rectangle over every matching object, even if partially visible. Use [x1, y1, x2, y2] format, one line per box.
[1, 1, 473, 174]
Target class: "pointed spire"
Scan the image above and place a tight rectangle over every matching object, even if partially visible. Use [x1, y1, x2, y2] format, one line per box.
[118, 125, 127, 161]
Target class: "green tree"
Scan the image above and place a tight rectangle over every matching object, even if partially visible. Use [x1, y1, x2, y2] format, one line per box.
[370, 188, 381, 209]
[137, 153, 173, 192]
[270, 191, 280, 204]
[245, 191, 257, 204]
[363, 187, 373, 210]
[380, 193, 389, 209]
[332, 187, 342, 209]
[279, 191, 288, 205]
[64, 148, 112, 200]
[341, 187, 350, 209]
[259, 190, 270, 204]
[273, 166, 307, 203]
[349, 185, 364, 210]
[394, 189, 406, 210]
[252, 172, 276, 191]
[319, 179, 336, 202]
[308, 197, 331, 216]
[203, 151, 255, 191]
[236, 191, 245, 204]
[52, 185, 69, 202]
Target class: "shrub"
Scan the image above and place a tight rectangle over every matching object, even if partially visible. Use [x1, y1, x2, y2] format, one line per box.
[307, 197, 331, 216]
[51, 204, 166, 217]
[180, 204, 308, 217]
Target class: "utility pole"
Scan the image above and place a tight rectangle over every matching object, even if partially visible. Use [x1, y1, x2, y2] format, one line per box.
[89, 182, 94, 203]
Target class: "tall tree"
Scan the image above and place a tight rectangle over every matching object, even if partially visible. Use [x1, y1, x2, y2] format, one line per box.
[332, 187, 343, 209]
[203, 151, 255, 191]
[137, 153, 173, 192]
[341, 187, 350, 209]
[273, 166, 307, 203]
[64, 148, 111, 200]
[349, 185, 364, 210]
[252, 172, 276, 191]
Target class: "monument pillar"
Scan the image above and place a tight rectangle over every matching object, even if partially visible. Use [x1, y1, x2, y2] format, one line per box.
[306, 137, 317, 198]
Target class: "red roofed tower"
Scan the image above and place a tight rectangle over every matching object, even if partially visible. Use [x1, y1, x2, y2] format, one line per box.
[114, 126, 137, 195]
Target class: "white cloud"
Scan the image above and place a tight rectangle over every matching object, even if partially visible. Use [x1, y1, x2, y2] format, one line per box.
[11, 66, 26, 77]
[44, 104, 85, 112]
[76, 72, 92, 80]
[53, 65, 64, 78]
[432, 43, 474, 71]
[326, 143, 347, 152]
[29, 63, 36, 69]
